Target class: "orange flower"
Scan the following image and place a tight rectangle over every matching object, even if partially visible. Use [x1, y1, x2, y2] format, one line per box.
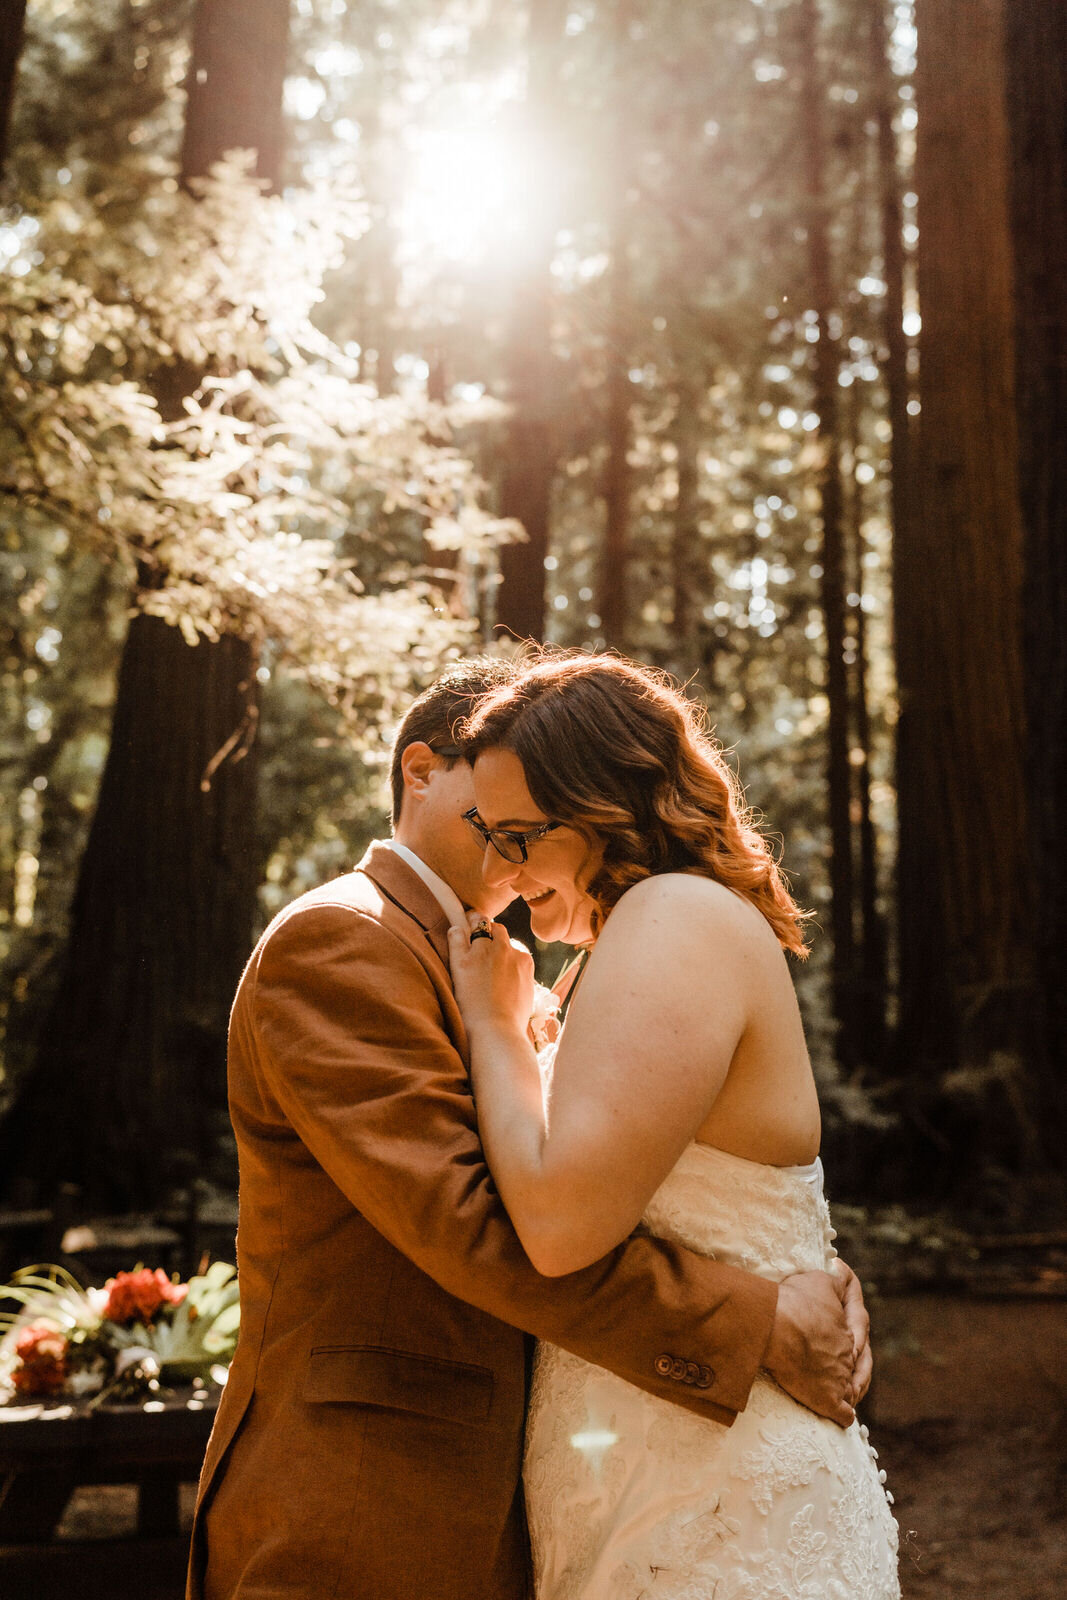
[103, 1268, 187, 1326]
[12, 1321, 69, 1396]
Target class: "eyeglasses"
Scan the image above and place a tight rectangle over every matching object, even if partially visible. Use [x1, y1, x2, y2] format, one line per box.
[462, 807, 560, 864]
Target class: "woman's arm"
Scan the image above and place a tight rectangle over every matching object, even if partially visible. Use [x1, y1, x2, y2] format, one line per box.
[449, 873, 774, 1276]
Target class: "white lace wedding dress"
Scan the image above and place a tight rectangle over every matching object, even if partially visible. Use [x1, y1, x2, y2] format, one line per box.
[523, 1114, 900, 1599]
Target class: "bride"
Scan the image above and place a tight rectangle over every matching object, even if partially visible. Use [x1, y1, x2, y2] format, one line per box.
[448, 651, 899, 1600]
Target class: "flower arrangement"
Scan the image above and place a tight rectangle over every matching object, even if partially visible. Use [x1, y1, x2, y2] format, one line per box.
[0, 1262, 240, 1403]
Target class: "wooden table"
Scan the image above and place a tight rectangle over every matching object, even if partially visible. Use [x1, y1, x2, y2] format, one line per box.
[0, 1387, 218, 1543]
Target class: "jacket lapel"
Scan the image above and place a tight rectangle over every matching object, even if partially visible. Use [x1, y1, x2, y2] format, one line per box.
[358, 841, 453, 970]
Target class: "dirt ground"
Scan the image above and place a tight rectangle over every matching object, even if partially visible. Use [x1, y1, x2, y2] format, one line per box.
[45, 1407, 1065, 1600]
[46, 1413, 1067, 1598]
[868, 1293, 1067, 1599]
[5, 1294, 1066, 1599]
[880, 1416, 1066, 1598]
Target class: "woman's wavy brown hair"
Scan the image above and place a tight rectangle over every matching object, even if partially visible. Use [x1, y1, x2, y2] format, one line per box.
[461, 650, 810, 956]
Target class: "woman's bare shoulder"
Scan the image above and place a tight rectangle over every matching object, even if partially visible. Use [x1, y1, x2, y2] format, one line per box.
[608, 870, 778, 949]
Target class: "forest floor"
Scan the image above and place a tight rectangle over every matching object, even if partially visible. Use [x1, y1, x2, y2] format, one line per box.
[842, 1213, 1067, 1598]
[44, 1358, 1067, 1600]
[881, 1414, 1066, 1598]
[3, 1290, 1065, 1598]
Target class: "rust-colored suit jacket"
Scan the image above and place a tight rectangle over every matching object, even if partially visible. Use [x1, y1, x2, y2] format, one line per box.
[188, 843, 778, 1600]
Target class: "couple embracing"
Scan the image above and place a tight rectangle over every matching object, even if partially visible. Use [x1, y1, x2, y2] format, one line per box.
[188, 650, 899, 1600]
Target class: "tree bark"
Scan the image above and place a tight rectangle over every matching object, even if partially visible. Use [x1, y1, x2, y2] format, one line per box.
[0, 0, 290, 1210]
[600, 241, 632, 647]
[495, 0, 565, 644]
[669, 367, 703, 672]
[797, 0, 857, 1069]
[372, 220, 400, 398]
[1002, 4, 1067, 1144]
[868, 0, 929, 1071]
[0, 0, 27, 181]
[599, 0, 635, 647]
[0, 620, 260, 1205]
[846, 383, 888, 1060]
[180, 0, 291, 190]
[900, 0, 1038, 1172]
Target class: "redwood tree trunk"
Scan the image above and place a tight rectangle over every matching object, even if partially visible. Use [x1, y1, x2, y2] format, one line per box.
[868, 0, 926, 1069]
[1003, 4, 1067, 1145]
[0, 620, 260, 1205]
[669, 367, 703, 672]
[0, 0, 289, 1209]
[600, 242, 632, 646]
[360, 101, 403, 400]
[798, 0, 858, 1069]
[496, 0, 564, 643]
[898, 0, 1038, 1175]
[372, 221, 400, 398]
[846, 383, 888, 1061]
[599, 0, 634, 647]
[0, 0, 27, 179]
[180, 0, 290, 190]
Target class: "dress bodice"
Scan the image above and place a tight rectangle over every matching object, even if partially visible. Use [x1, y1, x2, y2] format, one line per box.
[642, 1141, 836, 1281]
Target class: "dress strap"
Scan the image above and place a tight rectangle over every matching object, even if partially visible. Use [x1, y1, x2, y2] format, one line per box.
[554, 947, 591, 1025]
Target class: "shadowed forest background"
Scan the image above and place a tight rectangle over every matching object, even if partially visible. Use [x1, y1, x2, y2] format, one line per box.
[1, 0, 1063, 1224]
[0, 3, 1065, 1593]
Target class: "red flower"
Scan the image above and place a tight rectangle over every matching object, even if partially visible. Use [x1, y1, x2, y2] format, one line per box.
[12, 1321, 69, 1396]
[102, 1268, 187, 1326]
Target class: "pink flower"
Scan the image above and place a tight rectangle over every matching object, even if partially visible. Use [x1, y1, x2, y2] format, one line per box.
[12, 1321, 69, 1396]
[103, 1268, 187, 1326]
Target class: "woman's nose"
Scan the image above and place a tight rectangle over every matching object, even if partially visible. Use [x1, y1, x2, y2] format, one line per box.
[482, 844, 518, 889]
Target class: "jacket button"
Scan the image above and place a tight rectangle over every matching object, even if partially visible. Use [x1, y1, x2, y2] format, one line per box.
[696, 1366, 714, 1389]
[684, 1361, 701, 1385]
[670, 1357, 688, 1381]
[654, 1354, 673, 1377]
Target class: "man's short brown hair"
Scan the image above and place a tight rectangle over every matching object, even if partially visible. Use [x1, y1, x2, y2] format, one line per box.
[389, 658, 517, 825]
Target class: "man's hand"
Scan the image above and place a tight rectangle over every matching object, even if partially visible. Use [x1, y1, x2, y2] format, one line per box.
[762, 1260, 870, 1427]
[835, 1257, 872, 1406]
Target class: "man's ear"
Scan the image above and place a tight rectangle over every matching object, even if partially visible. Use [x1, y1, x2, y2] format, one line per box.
[399, 741, 436, 800]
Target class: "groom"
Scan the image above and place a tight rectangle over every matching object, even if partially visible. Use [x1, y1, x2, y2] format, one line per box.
[188, 659, 869, 1600]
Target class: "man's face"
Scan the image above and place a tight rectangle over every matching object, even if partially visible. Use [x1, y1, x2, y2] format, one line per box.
[397, 753, 514, 916]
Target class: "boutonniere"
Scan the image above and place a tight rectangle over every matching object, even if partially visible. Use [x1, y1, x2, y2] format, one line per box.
[529, 981, 562, 1051]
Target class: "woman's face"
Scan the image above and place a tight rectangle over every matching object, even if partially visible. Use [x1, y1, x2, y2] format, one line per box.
[471, 748, 603, 945]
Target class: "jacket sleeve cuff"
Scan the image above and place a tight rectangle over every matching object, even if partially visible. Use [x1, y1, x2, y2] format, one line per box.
[712, 1271, 779, 1421]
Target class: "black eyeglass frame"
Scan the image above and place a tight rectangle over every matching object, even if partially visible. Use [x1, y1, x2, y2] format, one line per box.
[462, 806, 561, 864]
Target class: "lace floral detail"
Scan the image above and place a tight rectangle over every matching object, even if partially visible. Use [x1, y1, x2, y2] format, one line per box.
[524, 1139, 899, 1600]
[643, 1143, 837, 1281]
[735, 1387, 841, 1516]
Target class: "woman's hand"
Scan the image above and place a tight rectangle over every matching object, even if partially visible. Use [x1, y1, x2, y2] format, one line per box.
[446, 916, 548, 1263]
[447, 913, 536, 1038]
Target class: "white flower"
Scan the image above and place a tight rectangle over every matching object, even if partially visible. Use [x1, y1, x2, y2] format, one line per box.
[87, 1287, 110, 1317]
[66, 1365, 106, 1397]
[114, 1345, 160, 1379]
[529, 982, 561, 1051]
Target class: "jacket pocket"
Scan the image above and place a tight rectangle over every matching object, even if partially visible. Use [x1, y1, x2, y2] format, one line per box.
[303, 1344, 495, 1425]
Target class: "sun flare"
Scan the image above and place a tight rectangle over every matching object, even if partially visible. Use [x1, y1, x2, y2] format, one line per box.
[397, 122, 531, 271]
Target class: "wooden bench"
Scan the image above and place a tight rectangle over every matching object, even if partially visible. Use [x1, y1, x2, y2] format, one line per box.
[0, 1387, 217, 1543]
